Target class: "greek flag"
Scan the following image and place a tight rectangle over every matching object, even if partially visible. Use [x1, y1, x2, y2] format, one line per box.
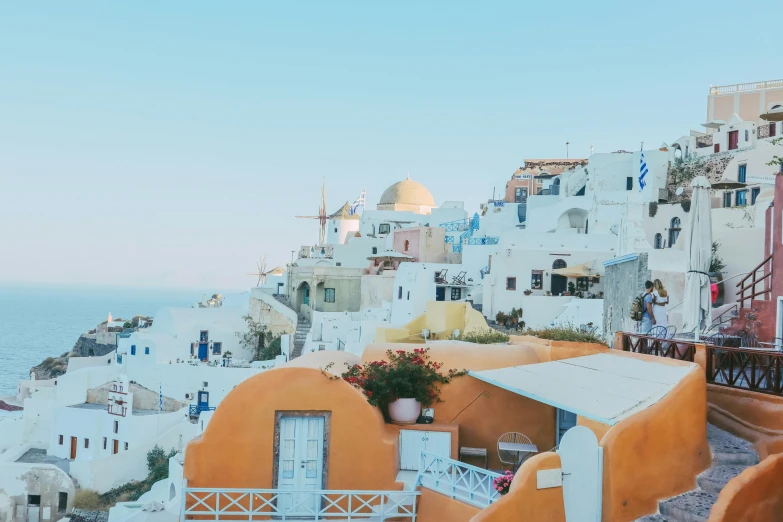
[349, 189, 366, 215]
[639, 149, 648, 192]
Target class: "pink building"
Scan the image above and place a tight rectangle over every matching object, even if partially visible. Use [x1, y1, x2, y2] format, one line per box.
[392, 226, 451, 263]
[707, 79, 783, 124]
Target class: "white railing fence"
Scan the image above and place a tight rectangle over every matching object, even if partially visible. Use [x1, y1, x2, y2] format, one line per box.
[181, 481, 419, 521]
[415, 451, 502, 508]
[710, 79, 783, 95]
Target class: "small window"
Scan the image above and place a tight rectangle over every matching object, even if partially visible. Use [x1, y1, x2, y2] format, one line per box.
[745, 129, 749, 142]
[576, 277, 590, 291]
[27, 495, 41, 506]
[626, 177, 633, 190]
[398, 286, 403, 299]
[403, 240, 410, 251]
[103, 437, 107, 450]
[372, 247, 378, 254]
[200, 331, 208, 342]
[714, 143, 720, 153]
[771, 122, 778, 138]
[654, 233, 663, 249]
[451, 288, 461, 300]
[130, 345, 136, 356]
[738, 164, 747, 183]
[379, 224, 391, 235]
[124, 442, 129, 451]
[736, 190, 748, 206]
[212, 342, 222, 355]
[724, 192, 732, 208]
[84, 438, 89, 449]
[144, 347, 149, 355]
[114, 420, 119, 434]
[506, 277, 517, 291]
[531, 272, 542, 290]
[190, 343, 195, 356]
[58, 492, 68, 513]
[752, 187, 761, 205]
[334, 228, 337, 233]
[58, 435, 63, 445]
[407, 291, 410, 300]
[324, 288, 336, 303]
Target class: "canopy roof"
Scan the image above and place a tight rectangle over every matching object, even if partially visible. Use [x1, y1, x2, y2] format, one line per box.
[760, 106, 783, 122]
[469, 353, 693, 425]
[367, 251, 414, 260]
[551, 260, 603, 278]
[700, 119, 726, 129]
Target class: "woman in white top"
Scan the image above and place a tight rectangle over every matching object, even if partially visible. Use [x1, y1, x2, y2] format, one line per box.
[652, 279, 669, 329]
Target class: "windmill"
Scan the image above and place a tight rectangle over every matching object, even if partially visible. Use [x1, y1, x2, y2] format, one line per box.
[295, 177, 328, 245]
[247, 255, 268, 286]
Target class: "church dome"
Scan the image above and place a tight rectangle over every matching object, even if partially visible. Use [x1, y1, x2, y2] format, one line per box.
[378, 178, 435, 208]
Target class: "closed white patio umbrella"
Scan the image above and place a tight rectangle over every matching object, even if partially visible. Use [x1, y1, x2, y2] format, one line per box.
[683, 176, 713, 333]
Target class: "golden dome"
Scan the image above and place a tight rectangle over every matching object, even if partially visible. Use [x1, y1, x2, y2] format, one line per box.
[378, 178, 435, 208]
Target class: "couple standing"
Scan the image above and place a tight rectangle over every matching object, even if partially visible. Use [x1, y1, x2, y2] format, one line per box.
[641, 279, 669, 334]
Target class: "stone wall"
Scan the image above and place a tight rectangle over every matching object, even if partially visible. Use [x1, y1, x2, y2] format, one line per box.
[71, 332, 117, 358]
[603, 253, 651, 345]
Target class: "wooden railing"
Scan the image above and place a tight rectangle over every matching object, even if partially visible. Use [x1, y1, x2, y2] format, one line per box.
[736, 254, 773, 309]
[620, 333, 696, 362]
[706, 345, 783, 396]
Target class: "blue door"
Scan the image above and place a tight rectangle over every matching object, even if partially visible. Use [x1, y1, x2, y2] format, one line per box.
[197, 391, 209, 410]
[304, 288, 310, 306]
[198, 343, 208, 360]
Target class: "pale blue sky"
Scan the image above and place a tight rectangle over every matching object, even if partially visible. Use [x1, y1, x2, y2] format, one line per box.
[1, 2, 779, 290]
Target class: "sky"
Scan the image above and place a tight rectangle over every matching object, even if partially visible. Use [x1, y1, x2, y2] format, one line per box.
[1, 2, 780, 291]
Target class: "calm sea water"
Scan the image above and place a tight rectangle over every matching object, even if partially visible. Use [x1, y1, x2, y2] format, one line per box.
[0, 284, 215, 396]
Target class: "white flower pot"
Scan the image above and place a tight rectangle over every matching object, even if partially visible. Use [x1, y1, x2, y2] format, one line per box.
[388, 398, 421, 424]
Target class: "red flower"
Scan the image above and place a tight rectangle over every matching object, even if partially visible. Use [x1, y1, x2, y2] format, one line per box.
[366, 391, 373, 397]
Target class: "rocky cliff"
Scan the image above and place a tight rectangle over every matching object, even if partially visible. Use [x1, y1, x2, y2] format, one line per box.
[30, 331, 119, 380]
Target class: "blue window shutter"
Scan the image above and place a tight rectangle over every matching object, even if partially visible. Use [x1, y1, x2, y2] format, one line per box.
[144, 347, 149, 355]
[130, 345, 136, 355]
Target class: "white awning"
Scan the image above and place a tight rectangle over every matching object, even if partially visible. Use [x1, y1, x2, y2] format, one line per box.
[469, 353, 693, 425]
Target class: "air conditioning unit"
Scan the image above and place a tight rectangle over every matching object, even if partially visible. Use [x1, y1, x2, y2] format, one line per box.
[185, 393, 192, 400]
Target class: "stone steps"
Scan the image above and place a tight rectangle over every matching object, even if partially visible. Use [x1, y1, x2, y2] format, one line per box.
[291, 320, 311, 359]
[634, 424, 758, 522]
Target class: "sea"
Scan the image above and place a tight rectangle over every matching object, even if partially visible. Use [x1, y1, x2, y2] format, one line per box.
[0, 284, 219, 397]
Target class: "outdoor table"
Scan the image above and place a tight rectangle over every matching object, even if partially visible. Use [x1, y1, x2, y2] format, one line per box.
[498, 442, 538, 470]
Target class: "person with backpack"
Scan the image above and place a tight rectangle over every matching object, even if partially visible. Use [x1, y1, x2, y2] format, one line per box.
[630, 281, 656, 334]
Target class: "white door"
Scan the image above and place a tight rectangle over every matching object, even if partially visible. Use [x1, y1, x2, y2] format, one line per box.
[27, 507, 40, 522]
[559, 426, 602, 522]
[277, 416, 325, 515]
[399, 430, 426, 471]
[425, 431, 451, 459]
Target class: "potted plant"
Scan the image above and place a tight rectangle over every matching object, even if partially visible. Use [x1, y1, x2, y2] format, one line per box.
[523, 289, 532, 296]
[324, 348, 465, 424]
[495, 311, 508, 325]
[568, 281, 576, 295]
[493, 471, 514, 495]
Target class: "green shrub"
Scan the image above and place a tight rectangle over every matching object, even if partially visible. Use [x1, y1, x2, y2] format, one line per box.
[98, 445, 178, 506]
[525, 326, 607, 346]
[461, 328, 510, 344]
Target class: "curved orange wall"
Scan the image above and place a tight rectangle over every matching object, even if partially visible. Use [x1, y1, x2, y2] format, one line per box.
[183, 367, 400, 491]
[470, 452, 565, 522]
[600, 366, 711, 522]
[707, 452, 783, 522]
[707, 385, 783, 459]
[417, 488, 481, 522]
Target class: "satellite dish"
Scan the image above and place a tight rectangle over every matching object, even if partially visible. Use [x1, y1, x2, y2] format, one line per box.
[675, 187, 684, 196]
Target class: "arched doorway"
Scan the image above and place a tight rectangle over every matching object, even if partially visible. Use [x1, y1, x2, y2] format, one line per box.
[169, 482, 176, 501]
[551, 259, 567, 296]
[297, 282, 311, 309]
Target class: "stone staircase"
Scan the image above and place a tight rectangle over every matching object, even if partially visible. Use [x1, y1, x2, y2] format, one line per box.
[636, 424, 759, 522]
[291, 318, 311, 359]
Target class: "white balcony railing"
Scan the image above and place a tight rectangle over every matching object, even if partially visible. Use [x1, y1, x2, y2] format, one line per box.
[182, 481, 419, 521]
[415, 451, 503, 508]
[710, 79, 783, 95]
